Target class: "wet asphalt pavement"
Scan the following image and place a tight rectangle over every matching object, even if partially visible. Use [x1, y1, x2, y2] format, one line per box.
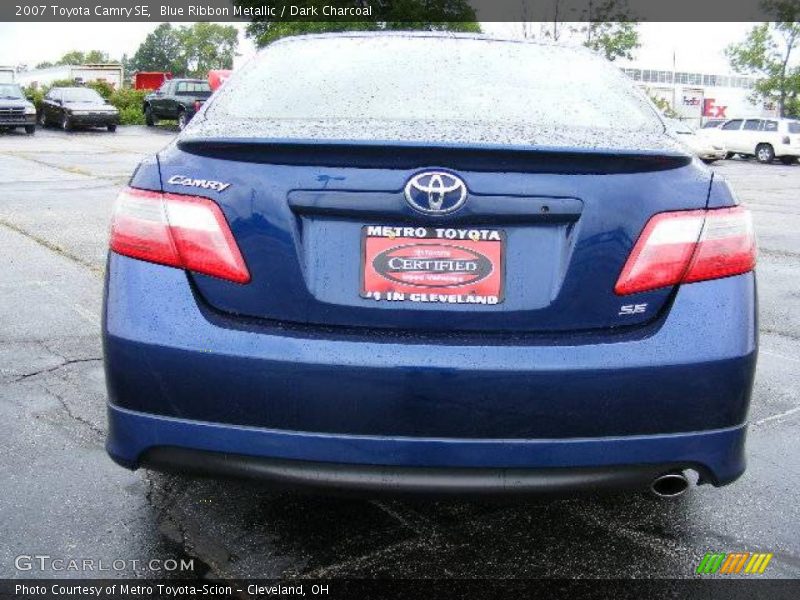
[0, 126, 798, 581]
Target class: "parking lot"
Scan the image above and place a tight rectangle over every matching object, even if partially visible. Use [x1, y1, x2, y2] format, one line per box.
[0, 126, 798, 580]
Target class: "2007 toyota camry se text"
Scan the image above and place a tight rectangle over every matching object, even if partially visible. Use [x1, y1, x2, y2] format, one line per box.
[103, 33, 757, 498]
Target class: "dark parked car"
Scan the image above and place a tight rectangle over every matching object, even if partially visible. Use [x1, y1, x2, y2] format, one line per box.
[105, 34, 757, 499]
[0, 83, 36, 134]
[38, 87, 119, 132]
[143, 78, 212, 130]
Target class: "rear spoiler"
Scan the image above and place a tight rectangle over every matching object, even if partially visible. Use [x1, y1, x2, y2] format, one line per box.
[176, 138, 693, 174]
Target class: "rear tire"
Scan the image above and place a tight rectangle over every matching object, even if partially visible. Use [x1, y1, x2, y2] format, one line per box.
[177, 109, 188, 131]
[61, 114, 72, 132]
[24, 125, 35, 135]
[107, 124, 117, 133]
[144, 105, 156, 126]
[756, 143, 775, 164]
[38, 111, 47, 127]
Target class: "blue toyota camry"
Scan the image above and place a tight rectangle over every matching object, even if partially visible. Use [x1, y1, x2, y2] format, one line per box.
[104, 33, 757, 497]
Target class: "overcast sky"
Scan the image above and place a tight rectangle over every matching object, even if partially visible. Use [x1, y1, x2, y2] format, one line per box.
[0, 22, 756, 74]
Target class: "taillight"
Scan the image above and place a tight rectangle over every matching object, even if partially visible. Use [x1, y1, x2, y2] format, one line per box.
[615, 206, 755, 295]
[194, 100, 203, 112]
[110, 187, 250, 284]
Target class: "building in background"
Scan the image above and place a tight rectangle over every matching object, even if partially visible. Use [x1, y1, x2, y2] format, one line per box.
[15, 64, 124, 89]
[622, 67, 774, 127]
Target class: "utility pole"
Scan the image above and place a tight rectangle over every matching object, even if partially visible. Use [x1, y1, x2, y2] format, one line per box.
[672, 48, 677, 116]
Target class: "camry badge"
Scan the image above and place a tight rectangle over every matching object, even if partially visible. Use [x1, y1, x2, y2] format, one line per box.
[167, 174, 231, 193]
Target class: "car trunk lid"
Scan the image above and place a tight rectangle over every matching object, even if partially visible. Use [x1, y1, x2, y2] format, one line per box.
[159, 126, 708, 334]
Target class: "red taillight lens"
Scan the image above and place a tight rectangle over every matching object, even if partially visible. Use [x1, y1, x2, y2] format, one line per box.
[615, 206, 755, 295]
[110, 187, 250, 284]
[683, 207, 757, 283]
[194, 100, 203, 112]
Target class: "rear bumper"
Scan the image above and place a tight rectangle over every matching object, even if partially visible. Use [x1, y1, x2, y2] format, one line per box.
[699, 149, 726, 160]
[130, 438, 743, 496]
[775, 143, 800, 157]
[109, 406, 747, 488]
[69, 113, 118, 126]
[104, 254, 757, 488]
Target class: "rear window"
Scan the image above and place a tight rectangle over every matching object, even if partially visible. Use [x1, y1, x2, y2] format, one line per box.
[61, 88, 104, 102]
[788, 121, 800, 134]
[210, 36, 662, 132]
[176, 81, 211, 94]
[764, 120, 778, 131]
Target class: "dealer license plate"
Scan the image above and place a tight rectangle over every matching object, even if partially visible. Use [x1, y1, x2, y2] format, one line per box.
[361, 226, 504, 305]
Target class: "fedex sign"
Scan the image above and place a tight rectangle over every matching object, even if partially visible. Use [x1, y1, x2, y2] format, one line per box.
[676, 88, 704, 118]
[704, 98, 727, 118]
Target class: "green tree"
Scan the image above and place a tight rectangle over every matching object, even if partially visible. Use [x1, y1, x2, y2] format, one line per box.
[83, 50, 111, 63]
[582, 22, 639, 62]
[179, 23, 239, 75]
[521, 0, 639, 62]
[129, 23, 184, 74]
[55, 50, 111, 65]
[649, 94, 678, 118]
[129, 23, 239, 77]
[726, 2, 800, 117]
[234, 0, 480, 47]
[57, 50, 87, 65]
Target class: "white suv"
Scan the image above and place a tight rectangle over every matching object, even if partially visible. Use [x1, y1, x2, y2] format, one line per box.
[713, 118, 800, 164]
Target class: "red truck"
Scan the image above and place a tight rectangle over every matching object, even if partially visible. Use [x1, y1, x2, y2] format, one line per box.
[207, 70, 232, 91]
[134, 72, 172, 91]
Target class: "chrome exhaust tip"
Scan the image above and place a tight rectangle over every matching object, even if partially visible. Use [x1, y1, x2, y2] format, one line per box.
[651, 472, 690, 498]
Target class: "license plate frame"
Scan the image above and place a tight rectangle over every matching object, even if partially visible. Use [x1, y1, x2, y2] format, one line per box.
[360, 226, 505, 305]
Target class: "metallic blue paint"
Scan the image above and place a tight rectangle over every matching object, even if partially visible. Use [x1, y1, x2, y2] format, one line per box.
[151, 143, 713, 333]
[109, 128, 755, 490]
[107, 406, 747, 486]
[104, 251, 756, 484]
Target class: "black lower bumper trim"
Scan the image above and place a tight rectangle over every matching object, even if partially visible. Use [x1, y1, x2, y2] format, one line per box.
[141, 447, 687, 497]
[71, 118, 118, 126]
[0, 119, 35, 126]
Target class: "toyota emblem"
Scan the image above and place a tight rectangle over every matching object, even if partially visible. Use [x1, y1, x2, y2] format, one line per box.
[404, 171, 468, 215]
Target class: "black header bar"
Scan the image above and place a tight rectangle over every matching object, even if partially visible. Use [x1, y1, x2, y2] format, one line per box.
[1, 578, 800, 600]
[3, 0, 797, 23]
